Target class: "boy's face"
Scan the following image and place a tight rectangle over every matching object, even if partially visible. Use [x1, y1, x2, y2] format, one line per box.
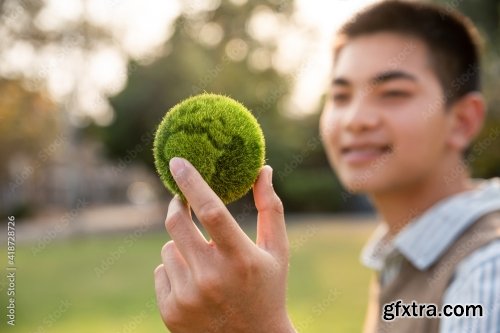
[320, 33, 457, 194]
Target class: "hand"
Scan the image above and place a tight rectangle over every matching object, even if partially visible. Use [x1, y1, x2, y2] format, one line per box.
[154, 157, 295, 333]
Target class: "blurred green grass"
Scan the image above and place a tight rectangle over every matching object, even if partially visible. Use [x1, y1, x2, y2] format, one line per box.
[2, 220, 374, 333]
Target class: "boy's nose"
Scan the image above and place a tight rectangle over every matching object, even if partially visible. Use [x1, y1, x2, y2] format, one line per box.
[343, 97, 381, 133]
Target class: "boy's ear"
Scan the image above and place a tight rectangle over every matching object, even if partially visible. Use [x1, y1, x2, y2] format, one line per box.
[447, 92, 485, 151]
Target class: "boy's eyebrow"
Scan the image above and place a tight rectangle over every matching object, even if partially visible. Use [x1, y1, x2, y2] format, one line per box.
[370, 70, 417, 85]
[332, 71, 417, 87]
[331, 77, 350, 87]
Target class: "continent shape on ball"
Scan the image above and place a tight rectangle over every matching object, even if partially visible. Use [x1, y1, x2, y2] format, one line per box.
[153, 93, 266, 204]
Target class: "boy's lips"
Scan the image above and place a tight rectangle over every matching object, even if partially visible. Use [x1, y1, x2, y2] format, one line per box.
[340, 143, 393, 165]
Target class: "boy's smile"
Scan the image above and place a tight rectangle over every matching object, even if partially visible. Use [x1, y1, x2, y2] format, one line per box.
[340, 139, 393, 165]
[321, 33, 455, 195]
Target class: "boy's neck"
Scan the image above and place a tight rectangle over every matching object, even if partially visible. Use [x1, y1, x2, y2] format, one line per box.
[369, 162, 475, 236]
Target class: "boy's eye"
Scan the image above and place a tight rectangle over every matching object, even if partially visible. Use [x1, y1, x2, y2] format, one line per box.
[331, 93, 351, 104]
[380, 90, 411, 99]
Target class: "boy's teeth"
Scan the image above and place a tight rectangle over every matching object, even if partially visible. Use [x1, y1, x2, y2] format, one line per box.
[348, 147, 384, 153]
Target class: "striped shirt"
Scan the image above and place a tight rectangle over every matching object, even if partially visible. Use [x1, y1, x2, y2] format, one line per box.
[361, 178, 500, 333]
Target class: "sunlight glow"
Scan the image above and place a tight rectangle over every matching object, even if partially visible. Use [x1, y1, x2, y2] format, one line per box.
[285, 0, 379, 117]
[1, 0, 378, 123]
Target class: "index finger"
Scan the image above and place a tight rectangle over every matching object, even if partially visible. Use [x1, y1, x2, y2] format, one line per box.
[169, 157, 253, 253]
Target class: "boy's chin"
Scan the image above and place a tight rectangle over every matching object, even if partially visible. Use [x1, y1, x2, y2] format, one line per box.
[338, 175, 390, 195]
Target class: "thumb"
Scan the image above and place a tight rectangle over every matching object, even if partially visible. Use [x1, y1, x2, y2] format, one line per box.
[254, 165, 288, 259]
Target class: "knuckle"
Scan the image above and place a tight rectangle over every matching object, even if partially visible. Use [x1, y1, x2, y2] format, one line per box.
[232, 255, 260, 280]
[162, 305, 183, 328]
[199, 202, 224, 226]
[165, 210, 184, 233]
[163, 293, 201, 328]
[262, 258, 284, 280]
[195, 273, 223, 302]
[270, 194, 284, 215]
[175, 168, 194, 189]
[176, 293, 201, 312]
[154, 264, 164, 275]
[161, 241, 176, 257]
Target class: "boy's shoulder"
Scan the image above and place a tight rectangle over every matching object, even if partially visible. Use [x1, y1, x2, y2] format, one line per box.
[394, 178, 500, 270]
[361, 178, 500, 272]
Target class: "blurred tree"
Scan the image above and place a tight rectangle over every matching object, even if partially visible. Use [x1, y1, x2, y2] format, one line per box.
[0, 0, 129, 125]
[0, 79, 58, 216]
[0, 0, 180, 212]
[0, 80, 58, 175]
[434, 0, 500, 178]
[0, 0, 123, 212]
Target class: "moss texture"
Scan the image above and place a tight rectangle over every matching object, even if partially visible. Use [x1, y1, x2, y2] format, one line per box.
[153, 93, 266, 204]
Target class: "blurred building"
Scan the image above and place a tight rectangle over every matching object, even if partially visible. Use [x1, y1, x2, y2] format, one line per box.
[2, 135, 163, 218]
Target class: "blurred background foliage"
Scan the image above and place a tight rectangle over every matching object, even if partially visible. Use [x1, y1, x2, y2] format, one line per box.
[1, 0, 499, 218]
[0, 79, 57, 183]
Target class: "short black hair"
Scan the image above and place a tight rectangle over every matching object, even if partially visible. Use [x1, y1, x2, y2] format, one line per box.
[334, 0, 482, 106]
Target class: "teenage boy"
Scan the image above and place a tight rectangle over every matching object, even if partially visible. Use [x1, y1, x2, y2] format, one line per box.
[153, 1, 500, 332]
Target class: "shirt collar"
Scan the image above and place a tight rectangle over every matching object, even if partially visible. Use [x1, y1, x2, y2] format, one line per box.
[361, 178, 500, 271]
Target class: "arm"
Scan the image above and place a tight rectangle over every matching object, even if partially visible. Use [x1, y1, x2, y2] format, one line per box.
[154, 157, 296, 333]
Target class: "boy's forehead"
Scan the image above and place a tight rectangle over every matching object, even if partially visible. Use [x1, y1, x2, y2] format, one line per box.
[332, 32, 431, 82]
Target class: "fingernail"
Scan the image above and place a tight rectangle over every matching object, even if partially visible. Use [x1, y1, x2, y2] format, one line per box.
[171, 194, 181, 205]
[167, 195, 180, 216]
[169, 157, 186, 178]
[267, 165, 273, 186]
[172, 194, 187, 206]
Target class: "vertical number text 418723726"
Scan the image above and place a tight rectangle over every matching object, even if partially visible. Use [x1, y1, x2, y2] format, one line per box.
[6, 215, 16, 326]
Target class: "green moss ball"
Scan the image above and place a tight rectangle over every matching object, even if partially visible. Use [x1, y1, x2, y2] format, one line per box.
[153, 93, 266, 204]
